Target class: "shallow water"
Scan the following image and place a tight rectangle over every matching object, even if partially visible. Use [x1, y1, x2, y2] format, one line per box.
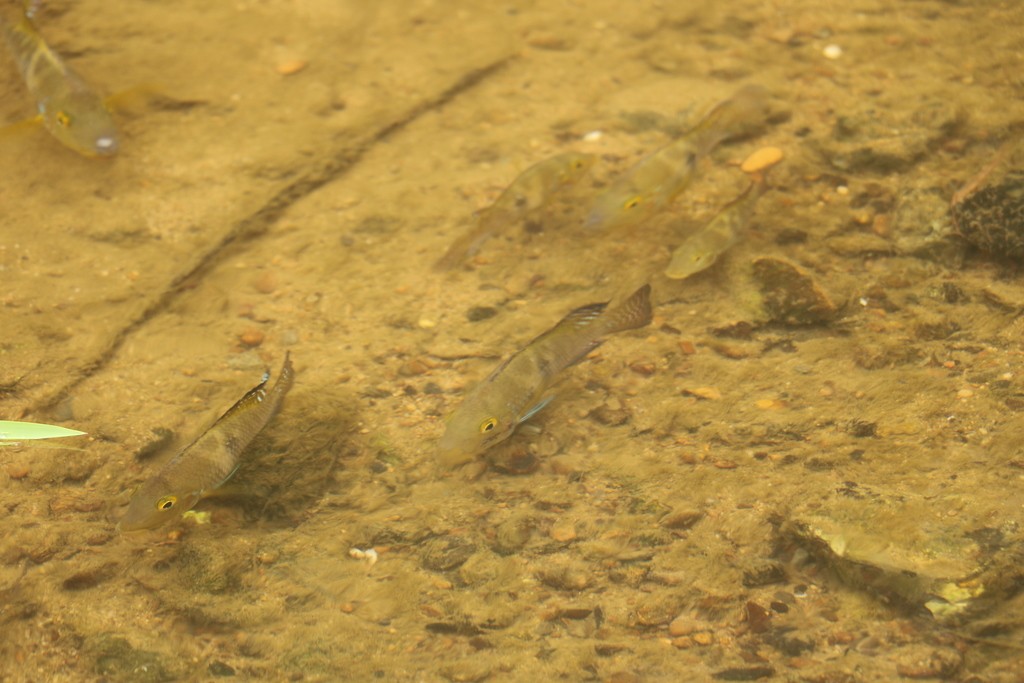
[2, 0, 1024, 680]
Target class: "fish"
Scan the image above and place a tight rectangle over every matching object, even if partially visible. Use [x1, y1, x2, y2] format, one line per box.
[118, 353, 295, 531]
[665, 172, 770, 280]
[586, 85, 771, 231]
[0, 5, 119, 156]
[434, 151, 596, 270]
[438, 284, 653, 466]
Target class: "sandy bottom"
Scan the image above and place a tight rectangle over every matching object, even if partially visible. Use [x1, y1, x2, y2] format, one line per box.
[2, 0, 1024, 680]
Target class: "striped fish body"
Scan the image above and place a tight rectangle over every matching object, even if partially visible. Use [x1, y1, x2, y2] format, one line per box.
[435, 152, 595, 269]
[118, 354, 295, 531]
[666, 173, 769, 279]
[586, 85, 771, 231]
[438, 285, 652, 465]
[1, 10, 118, 156]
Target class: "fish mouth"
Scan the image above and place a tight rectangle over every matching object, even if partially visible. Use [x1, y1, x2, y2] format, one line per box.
[91, 135, 119, 156]
[437, 443, 475, 468]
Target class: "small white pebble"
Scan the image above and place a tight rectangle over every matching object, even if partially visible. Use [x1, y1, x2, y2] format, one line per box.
[823, 44, 843, 60]
[836, 185, 849, 195]
[582, 130, 603, 142]
[417, 318, 436, 329]
[349, 547, 379, 566]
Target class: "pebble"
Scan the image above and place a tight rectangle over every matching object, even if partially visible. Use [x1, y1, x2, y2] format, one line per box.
[421, 536, 476, 572]
[686, 386, 721, 401]
[276, 59, 307, 75]
[752, 256, 839, 326]
[548, 454, 582, 476]
[744, 601, 772, 633]
[741, 146, 785, 174]
[692, 632, 714, 646]
[349, 547, 379, 566]
[252, 271, 278, 294]
[635, 593, 685, 626]
[894, 645, 962, 679]
[494, 514, 533, 554]
[466, 306, 498, 322]
[822, 44, 843, 60]
[440, 659, 492, 683]
[398, 358, 430, 376]
[536, 558, 591, 591]
[525, 31, 570, 50]
[238, 328, 265, 348]
[659, 508, 703, 530]
[606, 672, 641, 683]
[668, 615, 700, 637]
[589, 403, 630, 426]
[549, 521, 577, 543]
[628, 360, 656, 376]
[6, 463, 30, 479]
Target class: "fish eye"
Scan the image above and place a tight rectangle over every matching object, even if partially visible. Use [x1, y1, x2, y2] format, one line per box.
[479, 417, 499, 433]
[156, 495, 177, 511]
[623, 196, 642, 210]
[55, 111, 71, 128]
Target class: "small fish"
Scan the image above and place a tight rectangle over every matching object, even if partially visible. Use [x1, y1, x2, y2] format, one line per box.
[586, 85, 771, 231]
[438, 285, 653, 465]
[434, 152, 596, 270]
[0, 5, 119, 156]
[118, 354, 295, 532]
[665, 173, 770, 280]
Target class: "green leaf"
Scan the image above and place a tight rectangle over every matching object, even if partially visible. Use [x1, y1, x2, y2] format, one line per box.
[0, 420, 87, 440]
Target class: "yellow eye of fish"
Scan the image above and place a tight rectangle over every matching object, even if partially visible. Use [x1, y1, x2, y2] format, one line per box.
[55, 111, 71, 128]
[479, 417, 498, 433]
[156, 495, 177, 511]
[623, 196, 642, 210]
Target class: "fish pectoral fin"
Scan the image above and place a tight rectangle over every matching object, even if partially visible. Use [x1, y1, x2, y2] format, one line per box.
[518, 395, 555, 424]
[199, 482, 248, 501]
[106, 85, 207, 116]
[0, 115, 43, 144]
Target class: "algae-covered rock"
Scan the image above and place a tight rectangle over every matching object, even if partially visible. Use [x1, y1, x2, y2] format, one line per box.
[751, 257, 839, 325]
[88, 634, 176, 682]
[951, 172, 1024, 259]
[178, 541, 244, 594]
[783, 485, 1022, 623]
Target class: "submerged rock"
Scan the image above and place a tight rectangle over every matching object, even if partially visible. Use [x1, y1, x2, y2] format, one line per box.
[751, 257, 839, 325]
[951, 172, 1024, 259]
[89, 634, 175, 682]
[782, 486, 1022, 623]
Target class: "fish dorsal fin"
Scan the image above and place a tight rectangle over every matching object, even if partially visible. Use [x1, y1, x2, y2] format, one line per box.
[211, 352, 294, 429]
[546, 301, 608, 335]
[214, 373, 270, 426]
[479, 303, 607, 385]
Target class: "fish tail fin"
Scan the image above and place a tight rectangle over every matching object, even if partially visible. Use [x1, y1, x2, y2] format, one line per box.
[693, 85, 772, 151]
[598, 284, 653, 336]
[274, 352, 296, 395]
